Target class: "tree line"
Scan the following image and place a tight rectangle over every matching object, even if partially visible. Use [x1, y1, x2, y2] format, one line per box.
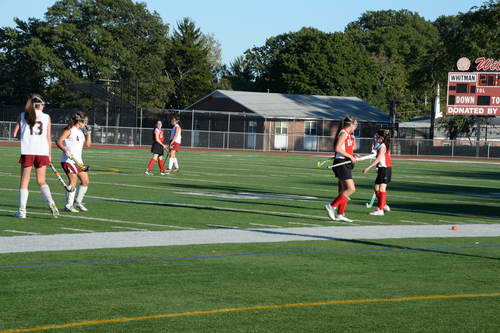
[0, 0, 498, 131]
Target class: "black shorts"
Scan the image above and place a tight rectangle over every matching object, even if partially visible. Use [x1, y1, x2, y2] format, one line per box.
[151, 142, 164, 155]
[332, 158, 354, 180]
[375, 167, 392, 184]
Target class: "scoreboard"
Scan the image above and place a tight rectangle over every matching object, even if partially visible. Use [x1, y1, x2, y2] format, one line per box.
[447, 72, 500, 116]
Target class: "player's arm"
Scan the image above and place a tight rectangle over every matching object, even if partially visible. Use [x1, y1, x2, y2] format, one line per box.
[47, 117, 52, 162]
[362, 145, 386, 174]
[12, 116, 20, 139]
[83, 127, 92, 148]
[335, 132, 356, 163]
[56, 129, 72, 157]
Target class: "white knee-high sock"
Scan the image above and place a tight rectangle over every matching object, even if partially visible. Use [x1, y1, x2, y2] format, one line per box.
[168, 158, 174, 170]
[76, 186, 88, 204]
[66, 190, 76, 207]
[172, 158, 179, 169]
[40, 185, 55, 205]
[19, 189, 29, 212]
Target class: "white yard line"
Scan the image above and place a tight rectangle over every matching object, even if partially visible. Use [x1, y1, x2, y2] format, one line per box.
[400, 220, 429, 225]
[0, 208, 189, 229]
[61, 227, 95, 233]
[249, 223, 282, 228]
[112, 226, 149, 231]
[288, 222, 324, 227]
[3, 230, 40, 235]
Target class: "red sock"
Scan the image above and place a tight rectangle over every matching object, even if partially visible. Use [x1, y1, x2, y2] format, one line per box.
[331, 194, 345, 207]
[146, 158, 156, 170]
[158, 159, 165, 171]
[378, 192, 386, 210]
[338, 195, 348, 215]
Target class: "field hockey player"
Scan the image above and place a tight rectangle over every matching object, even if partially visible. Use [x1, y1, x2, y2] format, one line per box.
[145, 120, 168, 175]
[362, 129, 392, 216]
[167, 115, 182, 172]
[56, 112, 92, 212]
[12, 94, 59, 218]
[324, 116, 358, 223]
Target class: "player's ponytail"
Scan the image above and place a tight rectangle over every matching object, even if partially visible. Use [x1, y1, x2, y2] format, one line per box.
[24, 94, 44, 128]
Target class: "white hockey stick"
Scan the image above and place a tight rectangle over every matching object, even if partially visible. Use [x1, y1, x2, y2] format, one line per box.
[326, 153, 376, 169]
[49, 163, 75, 192]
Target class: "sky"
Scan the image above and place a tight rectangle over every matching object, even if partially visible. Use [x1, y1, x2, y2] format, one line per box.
[0, 0, 484, 65]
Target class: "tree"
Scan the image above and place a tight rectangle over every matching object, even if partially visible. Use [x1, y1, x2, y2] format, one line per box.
[0, 0, 171, 108]
[164, 17, 215, 109]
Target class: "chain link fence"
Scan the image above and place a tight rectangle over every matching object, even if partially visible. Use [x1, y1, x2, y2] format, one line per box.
[1, 121, 499, 159]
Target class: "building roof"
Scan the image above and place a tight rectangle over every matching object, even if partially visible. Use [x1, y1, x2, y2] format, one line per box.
[187, 90, 390, 122]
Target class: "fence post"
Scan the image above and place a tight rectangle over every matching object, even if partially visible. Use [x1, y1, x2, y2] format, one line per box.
[416, 140, 419, 156]
[451, 141, 454, 158]
[487, 143, 490, 159]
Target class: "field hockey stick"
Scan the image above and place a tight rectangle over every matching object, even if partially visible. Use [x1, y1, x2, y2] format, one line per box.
[49, 163, 75, 192]
[316, 157, 334, 168]
[325, 153, 377, 169]
[366, 192, 377, 208]
[68, 154, 89, 172]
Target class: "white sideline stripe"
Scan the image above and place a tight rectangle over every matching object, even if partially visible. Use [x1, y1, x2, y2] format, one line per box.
[288, 222, 324, 227]
[0, 209, 189, 229]
[112, 226, 149, 231]
[249, 223, 282, 228]
[61, 227, 95, 233]
[3, 229, 40, 235]
[400, 220, 429, 225]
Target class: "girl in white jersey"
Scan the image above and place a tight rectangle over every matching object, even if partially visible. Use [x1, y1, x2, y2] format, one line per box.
[167, 116, 182, 172]
[56, 112, 92, 212]
[12, 94, 59, 218]
[362, 129, 392, 216]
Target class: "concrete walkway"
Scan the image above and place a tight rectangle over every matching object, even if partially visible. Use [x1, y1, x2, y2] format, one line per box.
[1, 224, 500, 254]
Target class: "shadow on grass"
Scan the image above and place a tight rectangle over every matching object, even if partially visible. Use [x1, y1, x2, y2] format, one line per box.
[227, 227, 500, 262]
[393, 201, 500, 219]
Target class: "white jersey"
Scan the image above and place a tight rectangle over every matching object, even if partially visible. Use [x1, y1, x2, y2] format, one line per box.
[60, 127, 85, 165]
[19, 110, 51, 156]
[170, 124, 182, 144]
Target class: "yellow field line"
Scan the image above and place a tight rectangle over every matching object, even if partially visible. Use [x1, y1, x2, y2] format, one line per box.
[2, 293, 500, 333]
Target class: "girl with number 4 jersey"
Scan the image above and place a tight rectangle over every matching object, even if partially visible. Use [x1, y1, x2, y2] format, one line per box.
[56, 112, 92, 212]
[362, 129, 392, 216]
[12, 94, 59, 218]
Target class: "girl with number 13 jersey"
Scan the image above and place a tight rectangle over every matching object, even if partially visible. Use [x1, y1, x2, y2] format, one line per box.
[12, 94, 59, 218]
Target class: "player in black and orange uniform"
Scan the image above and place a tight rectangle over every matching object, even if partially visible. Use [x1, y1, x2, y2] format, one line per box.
[324, 116, 358, 223]
[362, 129, 392, 216]
[145, 121, 168, 175]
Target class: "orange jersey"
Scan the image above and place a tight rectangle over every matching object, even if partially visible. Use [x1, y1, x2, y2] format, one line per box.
[335, 130, 355, 159]
[153, 128, 164, 143]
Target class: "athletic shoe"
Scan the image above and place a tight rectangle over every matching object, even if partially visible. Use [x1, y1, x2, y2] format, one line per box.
[383, 205, 391, 212]
[64, 205, 79, 213]
[75, 202, 88, 212]
[171, 168, 180, 173]
[336, 214, 353, 223]
[49, 203, 60, 218]
[144, 170, 153, 175]
[324, 204, 337, 221]
[160, 170, 171, 175]
[369, 209, 384, 216]
[13, 211, 26, 219]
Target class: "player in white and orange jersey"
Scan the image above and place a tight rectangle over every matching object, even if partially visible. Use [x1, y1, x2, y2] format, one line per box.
[166, 115, 182, 172]
[145, 120, 168, 175]
[56, 112, 92, 212]
[363, 129, 392, 216]
[324, 116, 358, 223]
[12, 94, 59, 218]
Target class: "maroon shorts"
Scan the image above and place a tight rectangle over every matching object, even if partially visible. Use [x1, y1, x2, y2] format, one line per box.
[19, 155, 50, 168]
[170, 142, 181, 152]
[61, 162, 83, 174]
